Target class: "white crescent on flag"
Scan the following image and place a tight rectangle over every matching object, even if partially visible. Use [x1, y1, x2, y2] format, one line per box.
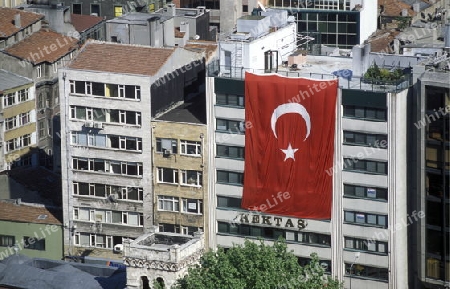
[270, 103, 311, 161]
[270, 103, 311, 140]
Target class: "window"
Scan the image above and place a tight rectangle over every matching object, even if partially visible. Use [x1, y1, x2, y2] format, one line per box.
[344, 211, 388, 228]
[156, 138, 177, 153]
[72, 158, 142, 176]
[5, 134, 32, 152]
[217, 170, 244, 185]
[216, 119, 246, 134]
[158, 196, 179, 212]
[91, 4, 100, 16]
[180, 140, 201, 156]
[343, 105, 387, 121]
[122, 212, 142, 226]
[120, 187, 143, 201]
[159, 223, 176, 233]
[217, 145, 245, 159]
[216, 94, 244, 107]
[114, 6, 123, 17]
[343, 158, 387, 175]
[72, 3, 81, 14]
[18, 89, 29, 102]
[157, 167, 178, 184]
[182, 199, 203, 214]
[217, 196, 242, 208]
[23, 236, 45, 250]
[345, 263, 389, 281]
[344, 185, 388, 201]
[181, 170, 202, 186]
[5, 116, 16, 130]
[70, 106, 141, 126]
[343, 131, 387, 148]
[20, 112, 30, 126]
[36, 65, 42, 78]
[3, 93, 15, 107]
[298, 232, 331, 246]
[38, 93, 44, 109]
[217, 222, 305, 244]
[0, 235, 15, 247]
[344, 237, 388, 254]
[52, 63, 58, 73]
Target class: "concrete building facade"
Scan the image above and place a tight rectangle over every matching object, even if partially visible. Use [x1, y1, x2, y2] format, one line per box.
[59, 41, 206, 261]
[205, 10, 412, 289]
[0, 70, 36, 171]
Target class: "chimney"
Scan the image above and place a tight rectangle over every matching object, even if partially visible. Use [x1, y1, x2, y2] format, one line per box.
[167, 3, 176, 17]
[401, 9, 408, 17]
[413, 3, 420, 13]
[14, 14, 21, 29]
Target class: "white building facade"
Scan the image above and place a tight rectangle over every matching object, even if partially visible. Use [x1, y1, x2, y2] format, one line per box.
[206, 10, 410, 289]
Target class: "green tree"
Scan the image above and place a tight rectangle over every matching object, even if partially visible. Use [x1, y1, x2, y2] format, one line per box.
[174, 238, 343, 289]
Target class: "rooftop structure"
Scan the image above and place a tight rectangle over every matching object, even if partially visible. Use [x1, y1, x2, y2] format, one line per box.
[124, 231, 204, 289]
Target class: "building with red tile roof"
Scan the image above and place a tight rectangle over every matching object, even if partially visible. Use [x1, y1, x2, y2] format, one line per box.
[4, 29, 78, 65]
[0, 7, 44, 48]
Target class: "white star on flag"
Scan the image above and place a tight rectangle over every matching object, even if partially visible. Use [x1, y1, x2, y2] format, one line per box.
[281, 143, 298, 161]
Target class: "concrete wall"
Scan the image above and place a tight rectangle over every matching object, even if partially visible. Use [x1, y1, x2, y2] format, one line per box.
[59, 68, 153, 257]
[0, 221, 63, 261]
[359, 0, 378, 44]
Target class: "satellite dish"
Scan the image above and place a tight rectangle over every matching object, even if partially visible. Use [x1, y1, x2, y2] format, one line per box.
[194, 35, 200, 40]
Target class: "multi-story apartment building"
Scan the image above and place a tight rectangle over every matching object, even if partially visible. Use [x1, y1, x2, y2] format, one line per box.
[268, 0, 378, 50]
[152, 101, 209, 244]
[59, 41, 206, 260]
[410, 70, 449, 288]
[0, 18, 79, 171]
[0, 69, 36, 170]
[206, 9, 412, 289]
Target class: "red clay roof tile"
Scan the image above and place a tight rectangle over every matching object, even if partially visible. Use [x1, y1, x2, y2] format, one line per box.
[68, 41, 175, 76]
[4, 29, 79, 64]
[0, 7, 44, 38]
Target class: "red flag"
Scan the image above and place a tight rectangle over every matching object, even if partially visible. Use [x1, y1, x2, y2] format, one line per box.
[242, 73, 338, 220]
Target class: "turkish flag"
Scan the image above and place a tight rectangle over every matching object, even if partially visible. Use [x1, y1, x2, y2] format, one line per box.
[242, 73, 338, 220]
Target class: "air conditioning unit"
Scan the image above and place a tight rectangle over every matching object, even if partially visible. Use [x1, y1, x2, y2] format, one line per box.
[163, 149, 171, 157]
[109, 193, 118, 202]
[85, 121, 94, 128]
[113, 244, 123, 253]
[93, 122, 103, 129]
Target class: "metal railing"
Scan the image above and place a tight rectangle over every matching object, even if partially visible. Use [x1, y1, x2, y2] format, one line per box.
[208, 61, 413, 93]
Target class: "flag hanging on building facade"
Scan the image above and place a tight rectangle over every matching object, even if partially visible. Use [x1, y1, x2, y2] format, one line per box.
[241, 72, 338, 220]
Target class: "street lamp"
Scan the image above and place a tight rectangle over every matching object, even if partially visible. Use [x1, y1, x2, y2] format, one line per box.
[349, 252, 360, 289]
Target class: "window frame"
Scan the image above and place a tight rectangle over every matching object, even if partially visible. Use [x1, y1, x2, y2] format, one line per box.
[158, 195, 180, 212]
